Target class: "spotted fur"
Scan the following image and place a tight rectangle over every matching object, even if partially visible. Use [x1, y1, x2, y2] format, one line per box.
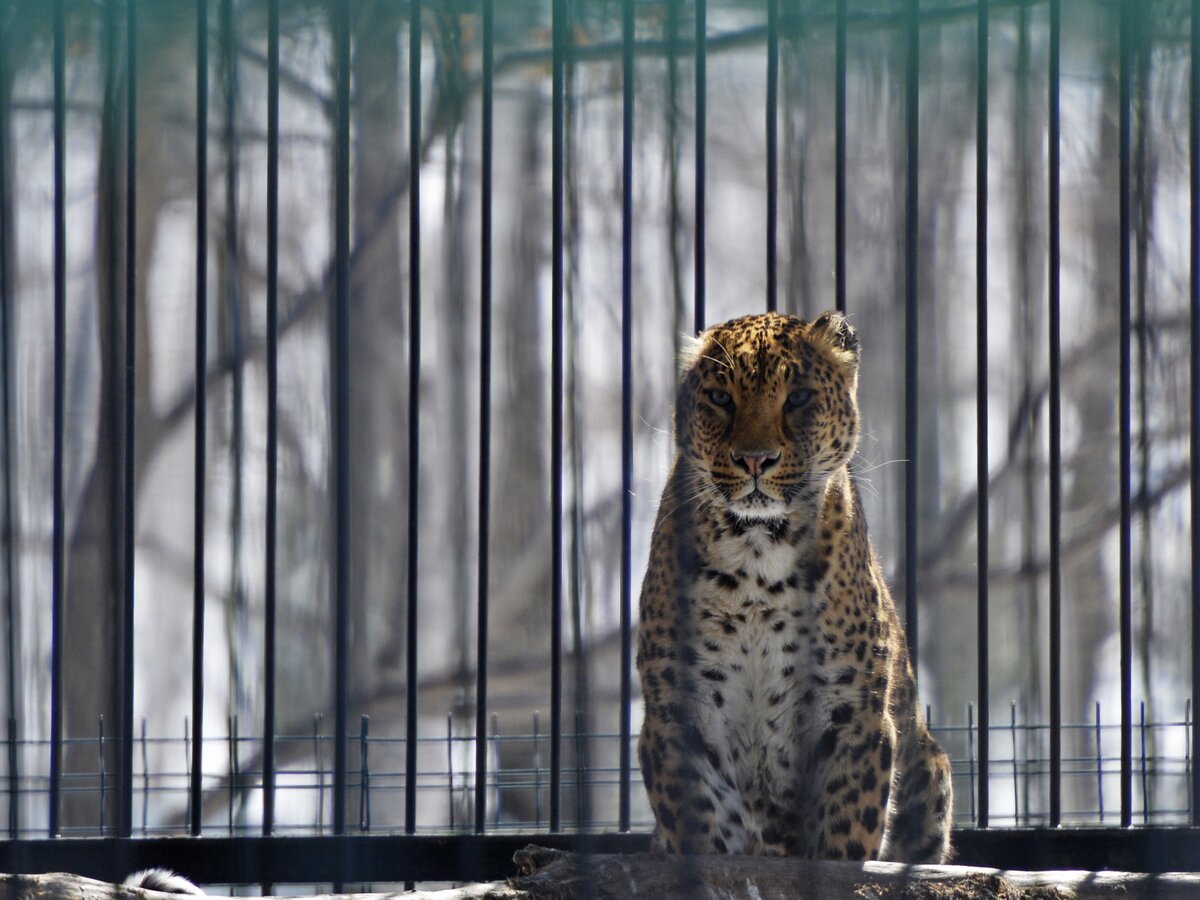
[636, 311, 951, 862]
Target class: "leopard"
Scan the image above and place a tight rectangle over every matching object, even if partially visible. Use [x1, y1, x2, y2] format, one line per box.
[636, 310, 952, 863]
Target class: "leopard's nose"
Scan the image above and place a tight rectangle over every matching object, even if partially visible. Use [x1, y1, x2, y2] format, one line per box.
[731, 449, 781, 478]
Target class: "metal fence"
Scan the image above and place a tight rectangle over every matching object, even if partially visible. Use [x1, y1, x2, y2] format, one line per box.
[1, 0, 1199, 888]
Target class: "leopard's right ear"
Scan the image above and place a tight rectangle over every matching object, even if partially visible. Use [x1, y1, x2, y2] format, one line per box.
[810, 310, 859, 361]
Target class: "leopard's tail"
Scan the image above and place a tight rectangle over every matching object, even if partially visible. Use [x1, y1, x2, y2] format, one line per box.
[123, 870, 205, 895]
[881, 726, 953, 864]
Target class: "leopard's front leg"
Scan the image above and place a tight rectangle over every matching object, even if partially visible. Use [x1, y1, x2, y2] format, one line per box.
[812, 710, 896, 862]
[639, 715, 761, 854]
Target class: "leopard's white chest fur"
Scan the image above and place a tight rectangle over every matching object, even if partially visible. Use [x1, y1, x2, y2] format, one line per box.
[687, 523, 841, 852]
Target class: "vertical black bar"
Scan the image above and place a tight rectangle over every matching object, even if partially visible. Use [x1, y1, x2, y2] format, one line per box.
[618, 0, 635, 834]
[903, 0, 920, 673]
[1191, 0, 1200, 828]
[446, 714, 454, 831]
[49, 0, 67, 839]
[491, 714, 500, 828]
[975, 0, 989, 831]
[313, 713, 324, 832]
[1010, 702, 1018, 824]
[834, 0, 847, 314]
[404, 0, 422, 838]
[533, 710, 541, 827]
[98, 715, 106, 830]
[1118, 0, 1134, 829]
[119, 0, 138, 839]
[139, 717, 148, 834]
[1189, 699, 1195, 823]
[183, 718, 191, 826]
[474, 0, 493, 837]
[694, 0, 706, 334]
[1047, 0, 1063, 830]
[0, 0, 18, 841]
[332, 0, 351, 839]
[262, 0, 280, 841]
[359, 715, 370, 831]
[1096, 701, 1104, 822]
[550, 0, 565, 834]
[227, 714, 237, 833]
[967, 702, 976, 825]
[1140, 701, 1148, 823]
[190, 0, 208, 839]
[573, 710, 589, 833]
[765, 0, 778, 312]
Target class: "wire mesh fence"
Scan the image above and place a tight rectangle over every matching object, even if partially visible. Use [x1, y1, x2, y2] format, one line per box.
[5, 699, 1196, 841]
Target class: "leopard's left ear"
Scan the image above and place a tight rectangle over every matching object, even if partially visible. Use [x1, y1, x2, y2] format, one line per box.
[677, 331, 706, 376]
[811, 310, 859, 360]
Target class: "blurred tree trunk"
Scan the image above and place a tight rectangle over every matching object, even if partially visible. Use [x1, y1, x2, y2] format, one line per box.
[494, 89, 548, 625]
[0, 0, 24, 802]
[350, 0, 406, 684]
[782, 10, 813, 317]
[61, 1, 125, 832]
[339, 0, 408, 832]
[65, 4, 172, 830]
[217, 0, 248, 734]
[1063, 9, 1121, 818]
[487, 85, 550, 825]
[564, 36, 593, 828]
[1011, 3, 1044, 821]
[914, 22, 974, 719]
[438, 118, 474, 830]
[434, 10, 474, 706]
[1131, 0, 1156, 764]
[665, 0, 687, 348]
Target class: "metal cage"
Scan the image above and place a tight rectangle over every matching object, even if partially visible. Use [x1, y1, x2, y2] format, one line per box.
[0, 0, 1198, 887]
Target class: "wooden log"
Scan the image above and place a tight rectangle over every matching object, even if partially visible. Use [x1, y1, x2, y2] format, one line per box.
[8, 846, 1200, 900]
[509, 845, 1200, 899]
[0, 873, 518, 900]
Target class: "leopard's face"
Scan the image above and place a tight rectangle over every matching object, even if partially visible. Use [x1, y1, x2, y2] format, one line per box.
[675, 311, 861, 521]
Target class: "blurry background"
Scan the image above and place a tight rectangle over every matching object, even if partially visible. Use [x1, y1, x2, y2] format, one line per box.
[0, 0, 1195, 840]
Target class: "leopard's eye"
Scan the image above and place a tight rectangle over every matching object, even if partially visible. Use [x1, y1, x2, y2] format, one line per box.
[707, 388, 732, 408]
[786, 389, 816, 410]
